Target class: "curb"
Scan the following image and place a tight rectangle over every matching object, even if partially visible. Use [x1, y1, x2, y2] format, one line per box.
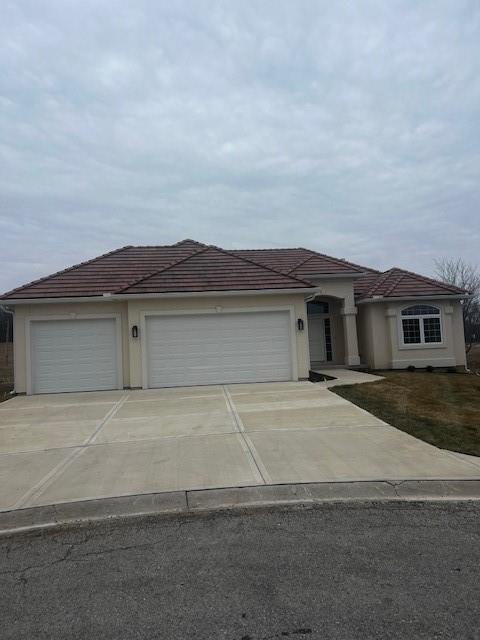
[2, 479, 480, 536]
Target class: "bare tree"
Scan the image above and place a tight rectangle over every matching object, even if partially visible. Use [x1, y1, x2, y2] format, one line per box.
[434, 258, 480, 351]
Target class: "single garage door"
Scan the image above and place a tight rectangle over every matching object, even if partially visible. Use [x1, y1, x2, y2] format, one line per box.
[30, 318, 119, 394]
[145, 311, 293, 388]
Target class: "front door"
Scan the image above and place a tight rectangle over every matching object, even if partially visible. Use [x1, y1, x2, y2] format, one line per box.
[308, 315, 326, 362]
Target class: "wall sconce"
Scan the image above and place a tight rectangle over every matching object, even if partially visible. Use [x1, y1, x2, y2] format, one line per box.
[131, 325, 139, 338]
[297, 318, 304, 331]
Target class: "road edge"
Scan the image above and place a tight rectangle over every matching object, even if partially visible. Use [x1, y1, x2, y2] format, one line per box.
[2, 479, 480, 536]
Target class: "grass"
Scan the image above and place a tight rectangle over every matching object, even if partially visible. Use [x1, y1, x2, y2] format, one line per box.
[332, 370, 480, 457]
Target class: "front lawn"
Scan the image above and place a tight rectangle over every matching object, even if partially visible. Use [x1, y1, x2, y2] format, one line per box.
[332, 371, 480, 457]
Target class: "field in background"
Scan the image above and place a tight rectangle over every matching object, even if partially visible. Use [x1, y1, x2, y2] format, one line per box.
[467, 343, 480, 372]
[0, 343, 13, 402]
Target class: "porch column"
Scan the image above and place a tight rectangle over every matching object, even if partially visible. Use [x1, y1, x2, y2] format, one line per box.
[341, 306, 360, 366]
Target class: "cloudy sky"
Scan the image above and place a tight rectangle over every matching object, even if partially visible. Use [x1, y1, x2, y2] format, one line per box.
[1, 1, 479, 293]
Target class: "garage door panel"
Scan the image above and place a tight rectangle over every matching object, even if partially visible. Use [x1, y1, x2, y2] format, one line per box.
[31, 318, 118, 394]
[146, 311, 292, 388]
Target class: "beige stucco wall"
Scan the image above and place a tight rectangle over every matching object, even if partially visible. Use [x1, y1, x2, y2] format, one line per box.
[357, 303, 391, 369]
[311, 278, 356, 310]
[308, 278, 359, 366]
[11, 289, 466, 392]
[357, 299, 466, 370]
[12, 293, 310, 393]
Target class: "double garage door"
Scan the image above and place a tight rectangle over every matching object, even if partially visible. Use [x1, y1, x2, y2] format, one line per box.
[29, 311, 293, 394]
[145, 311, 293, 388]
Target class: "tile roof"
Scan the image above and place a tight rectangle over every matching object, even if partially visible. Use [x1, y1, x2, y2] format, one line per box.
[232, 248, 368, 276]
[1, 241, 314, 299]
[354, 267, 467, 300]
[1, 240, 204, 299]
[0, 239, 468, 301]
[120, 245, 314, 294]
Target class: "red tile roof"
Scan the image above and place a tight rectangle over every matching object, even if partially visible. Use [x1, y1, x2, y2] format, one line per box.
[0, 239, 468, 301]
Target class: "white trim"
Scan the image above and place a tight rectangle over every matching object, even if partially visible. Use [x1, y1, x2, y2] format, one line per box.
[397, 304, 444, 350]
[357, 294, 468, 305]
[25, 313, 123, 395]
[307, 312, 335, 364]
[2, 287, 321, 306]
[139, 306, 298, 390]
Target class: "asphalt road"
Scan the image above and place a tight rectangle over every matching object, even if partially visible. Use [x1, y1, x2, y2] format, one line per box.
[1, 502, 479, 640]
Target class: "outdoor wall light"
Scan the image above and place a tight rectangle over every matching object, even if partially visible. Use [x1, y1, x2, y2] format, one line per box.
[131, 325, 139, 339]
[297, 318, 304, 331]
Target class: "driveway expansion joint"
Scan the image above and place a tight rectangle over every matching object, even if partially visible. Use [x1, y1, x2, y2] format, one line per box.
[10, 394, 130, 510]
[222, 386, 271, 484]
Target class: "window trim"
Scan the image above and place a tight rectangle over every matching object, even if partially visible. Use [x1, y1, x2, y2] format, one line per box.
[398, 304, 444, 349]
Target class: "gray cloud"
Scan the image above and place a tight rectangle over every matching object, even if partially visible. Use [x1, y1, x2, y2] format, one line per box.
[1, 0, 479, 292]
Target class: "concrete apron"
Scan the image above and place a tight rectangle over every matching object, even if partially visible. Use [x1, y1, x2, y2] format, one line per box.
[2, 480, 480, 536]
[1, 378, 480, 534]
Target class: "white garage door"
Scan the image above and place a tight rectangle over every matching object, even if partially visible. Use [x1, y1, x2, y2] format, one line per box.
[145, 311, 293, 388]
[30, 318, 119, 394]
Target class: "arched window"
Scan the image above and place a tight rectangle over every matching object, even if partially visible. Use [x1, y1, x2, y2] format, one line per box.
[401, 305, 442, 345]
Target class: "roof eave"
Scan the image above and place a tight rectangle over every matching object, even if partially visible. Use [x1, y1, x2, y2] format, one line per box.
[356, 293, 470, 305]
[1, 286, 320, 305]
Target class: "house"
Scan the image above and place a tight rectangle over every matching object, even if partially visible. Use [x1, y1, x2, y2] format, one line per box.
[0, 239, 468, 395]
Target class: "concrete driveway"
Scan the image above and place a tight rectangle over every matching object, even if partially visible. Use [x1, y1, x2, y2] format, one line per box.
[1, 381, 480, 512]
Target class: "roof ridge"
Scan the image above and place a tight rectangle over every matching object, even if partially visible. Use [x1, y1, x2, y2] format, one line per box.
[115, 245, 209, 293]
[298, 247, 377, 274]
[128, 239, 208, 249]
[207, 244, 315, 287]
[383, 271, 406, 297]
[365, 269, 396, 298]
[174, 239, 207, 248]
[1, 245, 133, 298]
[285, 252, 318, 275]
[235, 246, 377, 273]
[388, 267, 467, 294]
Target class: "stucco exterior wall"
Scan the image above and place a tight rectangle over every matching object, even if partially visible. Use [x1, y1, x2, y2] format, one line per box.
[311, 278, 356, 311]
[309, 278, 359, 366]
[10, 291, 466, 393]
[12, 293, 310, 393]
[357, 299, 466, 370]
[357, 303, 391, 369]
